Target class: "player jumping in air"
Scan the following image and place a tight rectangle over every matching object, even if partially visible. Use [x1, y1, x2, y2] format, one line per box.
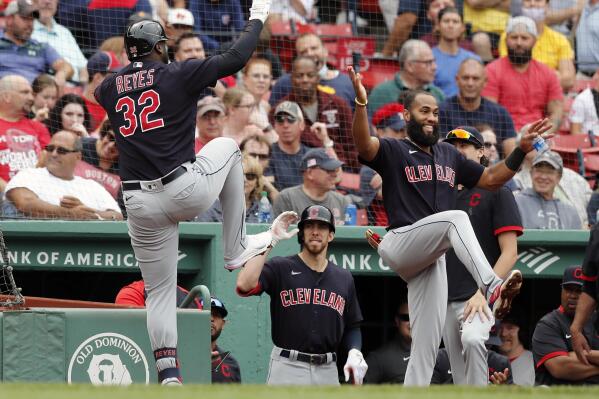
[95, 0, 272, 385]
[348, 65, 551, 386]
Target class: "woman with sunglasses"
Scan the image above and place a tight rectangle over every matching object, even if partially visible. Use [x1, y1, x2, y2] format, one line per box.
[196, 154, 266, 223]
[44, 93, 92, 138]
[222, 88, 264, 144]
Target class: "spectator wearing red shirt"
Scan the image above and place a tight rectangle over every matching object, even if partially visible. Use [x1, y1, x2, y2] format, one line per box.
[482, 16, 563, 134]
[0, 74, 50, 191]
[270, 57, 356, 171]
[82, 51, 122, 132]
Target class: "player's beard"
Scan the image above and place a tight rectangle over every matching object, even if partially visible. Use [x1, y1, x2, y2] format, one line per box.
[211, 325, 222, 342]
[406, 118, 439, 147]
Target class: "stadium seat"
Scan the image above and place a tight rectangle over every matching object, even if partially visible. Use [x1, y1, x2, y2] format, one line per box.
[551, 133, 595, 149]
[360, 58, 400, 90]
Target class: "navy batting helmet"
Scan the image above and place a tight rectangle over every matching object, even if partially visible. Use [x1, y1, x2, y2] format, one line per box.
[125, 20, 168, 60]
[298, 205, 335, 244]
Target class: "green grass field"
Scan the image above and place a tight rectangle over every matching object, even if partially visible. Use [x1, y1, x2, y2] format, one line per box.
[2, 384, 599, 399]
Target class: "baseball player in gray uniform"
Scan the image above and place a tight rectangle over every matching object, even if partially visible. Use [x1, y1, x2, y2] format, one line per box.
[95, 1, 273, 385]
[349, 66, 551, 386]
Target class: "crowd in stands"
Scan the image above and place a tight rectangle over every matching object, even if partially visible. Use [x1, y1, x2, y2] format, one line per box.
[0, 0, 597, 228]
[0, 0, 598, 387]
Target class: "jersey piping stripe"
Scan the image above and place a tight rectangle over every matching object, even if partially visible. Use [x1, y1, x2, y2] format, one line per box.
[494, 225, 524, 237]
[236, 283, 262, 297]
[390, 218, 494, 292]
[535, 350, 568, 369]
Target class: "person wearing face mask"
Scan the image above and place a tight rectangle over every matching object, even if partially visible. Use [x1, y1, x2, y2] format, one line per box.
[499, 0, 575, 92]
[483, 16, 563, 135]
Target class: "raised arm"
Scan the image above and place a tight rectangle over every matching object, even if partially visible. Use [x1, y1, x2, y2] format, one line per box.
[476, 118, 552, 191]
[213, 0, 272, 79]
[236, 212, 299, 294]
[347, 66, 380, 162]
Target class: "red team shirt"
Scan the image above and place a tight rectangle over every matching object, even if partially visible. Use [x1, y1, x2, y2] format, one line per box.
[482, 57, 563, 131]
[83, 96, 107, 132]
[0, 117, 50, 182]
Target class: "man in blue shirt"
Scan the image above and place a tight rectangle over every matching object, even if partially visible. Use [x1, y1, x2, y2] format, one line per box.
[432, 7, 480, 97]
[269, 33, 355, 110]
[576, 0, 599, 78]
[188, 0, 244, 50]
[439, 58, 516, 157]
[1, 0, 73, 86]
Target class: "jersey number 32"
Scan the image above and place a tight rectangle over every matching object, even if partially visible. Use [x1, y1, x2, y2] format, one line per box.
[115, 89, 164, 137]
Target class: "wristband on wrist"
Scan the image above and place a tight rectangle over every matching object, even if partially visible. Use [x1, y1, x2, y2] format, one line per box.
[505, 147, 526, 171]
[323, 140, 334, 148]
[354, 97, 367, 107]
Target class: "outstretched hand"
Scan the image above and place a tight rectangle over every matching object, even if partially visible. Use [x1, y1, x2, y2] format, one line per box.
[347, 66, 367, 105]
[269, 211, 299, 246]
[518, 118, 553, 153]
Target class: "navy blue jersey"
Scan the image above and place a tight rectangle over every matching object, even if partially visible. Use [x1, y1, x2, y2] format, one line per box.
[95, 20, 262, 181]
[246, 255, 363, 354]
[431, 347, 513, 384]
[446, 186, 523, 302]
[532, 308, 599, 385]
[360, 138, 485, 229]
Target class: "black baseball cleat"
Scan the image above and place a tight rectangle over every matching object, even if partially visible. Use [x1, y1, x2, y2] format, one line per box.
[365, 229, 382, 250]
[488, 270, 523, 320]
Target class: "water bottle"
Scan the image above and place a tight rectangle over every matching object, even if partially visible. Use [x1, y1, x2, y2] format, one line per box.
[345, 203, 357, 226]
[532, 136, 548, 153]
[258, 191, 272, 223]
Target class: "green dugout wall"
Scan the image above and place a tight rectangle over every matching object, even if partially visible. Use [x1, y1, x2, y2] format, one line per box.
[0, 221, 591, 383]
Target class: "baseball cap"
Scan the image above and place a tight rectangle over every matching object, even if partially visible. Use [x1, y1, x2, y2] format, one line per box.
[505, 16, 538, 38]
[197, 96, 225, 117]
[486, 320, 502, 347]
[87, 51, 122, 75]
[444, 126, 484, 149]
[372, 103, 405, 131]
[210, 296, 228, 318]
[168, 8, 194, 27]
[561, 265, 585, 287]
[274, 101, 303, 120]
[301, 148, 344, 172]
[4, 0, 39, 18]
[532, 150, 563, 172]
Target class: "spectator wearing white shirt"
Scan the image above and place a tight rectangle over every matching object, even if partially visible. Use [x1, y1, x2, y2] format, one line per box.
[4, 130, 122, 220]
[569, 69, 599, 136]
[32, 0, 88, 83]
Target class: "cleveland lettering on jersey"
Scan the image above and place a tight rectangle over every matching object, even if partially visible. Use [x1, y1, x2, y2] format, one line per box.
[404, 164, 456, 187]
[115, 69, 155, 94]
[280, 288, 346, 315]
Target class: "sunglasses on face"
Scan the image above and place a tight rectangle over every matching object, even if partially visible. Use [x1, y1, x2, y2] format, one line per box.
[397, 313, 410, 322]
[249, 152, 269, 160]
[244, 173, 258, 181]
[484, 142, 496, 148]
[102, 132, 116, 142]
[274, 114, 297, 124]
[44, 144, 79, 155]
[446, 128, 483, 147]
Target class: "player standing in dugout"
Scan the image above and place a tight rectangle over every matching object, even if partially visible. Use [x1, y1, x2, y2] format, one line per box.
[94, 0, 275, 385]
[348, 65, 552, 386]
[236, 206, 368, 385]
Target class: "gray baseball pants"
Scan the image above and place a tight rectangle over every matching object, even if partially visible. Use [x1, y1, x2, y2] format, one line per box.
[123, 137, 247, 352]
[266, 346, 339, 385]
[444, 300, 494, 385]
[377, 210, 501, 386]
